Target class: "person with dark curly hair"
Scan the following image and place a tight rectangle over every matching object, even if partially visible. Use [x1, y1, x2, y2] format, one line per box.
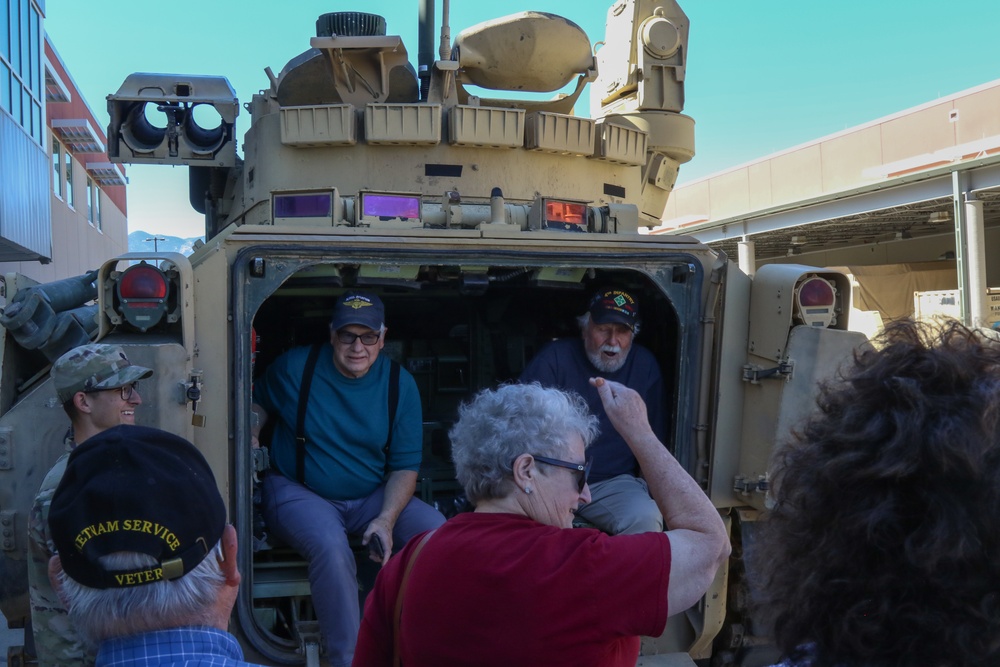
[753, 319, 1000, 667]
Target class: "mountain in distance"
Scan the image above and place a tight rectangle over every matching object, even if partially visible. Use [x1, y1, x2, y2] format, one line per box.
[128, 231, 204, 256]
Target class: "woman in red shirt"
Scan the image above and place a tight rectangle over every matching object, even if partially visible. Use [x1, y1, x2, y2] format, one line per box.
[353, 379, 729, 667]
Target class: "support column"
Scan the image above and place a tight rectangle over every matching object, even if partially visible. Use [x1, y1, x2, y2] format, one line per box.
[737, 239, 756, 277]
[952, 171, 971, 325]
[965, 195, 988, 326]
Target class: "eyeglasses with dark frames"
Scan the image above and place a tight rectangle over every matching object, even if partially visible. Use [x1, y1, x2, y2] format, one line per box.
[530, 454, 592, 493]
[88, 382, 139, 401]
[119, 382, 140, 401]
[335, 330, 381, 346]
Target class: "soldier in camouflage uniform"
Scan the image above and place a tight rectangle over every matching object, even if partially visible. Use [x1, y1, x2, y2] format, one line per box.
[27, 344, 152, 667]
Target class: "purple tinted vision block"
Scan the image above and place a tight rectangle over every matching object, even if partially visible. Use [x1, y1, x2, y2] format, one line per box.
[274, 193, 332, 218]
[363, 194, 420, 219]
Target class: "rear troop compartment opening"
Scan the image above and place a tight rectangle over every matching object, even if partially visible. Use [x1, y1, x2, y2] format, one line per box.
[240, 255, 700, 658]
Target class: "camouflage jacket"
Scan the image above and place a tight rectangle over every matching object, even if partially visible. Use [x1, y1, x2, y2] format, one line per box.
[27, 441, 94, 667]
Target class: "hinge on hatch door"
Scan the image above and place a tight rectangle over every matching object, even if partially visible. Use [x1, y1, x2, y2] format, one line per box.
[0, 426, 11, 470]
[733, 474, 769, 497]
[1, 510, 16, 551]
[742, 360, 794, 384]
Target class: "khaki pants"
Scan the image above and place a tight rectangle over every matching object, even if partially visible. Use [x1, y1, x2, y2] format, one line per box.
[576, 474, 663, 535]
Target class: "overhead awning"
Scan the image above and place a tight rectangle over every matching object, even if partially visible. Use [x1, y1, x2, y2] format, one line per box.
[44, 58, 71, 103]
[85, 162, 126, 187]
[51, 118, 104, 153]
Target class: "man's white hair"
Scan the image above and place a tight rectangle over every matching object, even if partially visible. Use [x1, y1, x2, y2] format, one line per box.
[576, 311, 640, 335]
[58, 541, 225, 644]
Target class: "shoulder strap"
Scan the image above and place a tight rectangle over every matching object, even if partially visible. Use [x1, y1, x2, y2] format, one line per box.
[392, 528, 436, 667]
[382, 360, 401, 475]
[295, 343, 324, 484]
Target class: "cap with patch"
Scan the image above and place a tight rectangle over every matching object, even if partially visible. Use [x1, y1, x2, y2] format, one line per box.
[330, 292, 385, 331]
[588, 289, 640, 331]
[49, 425, 226, 590]
[51, 344, 154, 404]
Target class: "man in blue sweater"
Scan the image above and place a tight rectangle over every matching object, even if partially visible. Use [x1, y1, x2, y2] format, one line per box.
[520, 288, 666, 535]
[252, 291, 444, 667]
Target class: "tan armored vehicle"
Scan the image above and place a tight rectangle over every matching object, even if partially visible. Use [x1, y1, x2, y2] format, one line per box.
[0, 2, 865, 665]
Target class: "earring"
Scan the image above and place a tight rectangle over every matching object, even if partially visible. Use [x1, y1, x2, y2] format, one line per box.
[524, 486, 532, 494]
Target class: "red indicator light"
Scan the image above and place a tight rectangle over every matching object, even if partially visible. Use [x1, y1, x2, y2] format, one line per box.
[115, 263, 171, 332]
[120, 265, 168, 299]
[797, 277, 835, 307]
[545, 201, 587, 226]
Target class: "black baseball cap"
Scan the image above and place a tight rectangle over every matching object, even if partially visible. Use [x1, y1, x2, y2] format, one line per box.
[49, 425, 226, 589]
[588, 288, 640, 331]
[330, 291, 385, 331]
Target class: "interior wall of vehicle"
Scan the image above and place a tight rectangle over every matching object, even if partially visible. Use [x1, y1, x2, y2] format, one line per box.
[251, 265, 683, 476]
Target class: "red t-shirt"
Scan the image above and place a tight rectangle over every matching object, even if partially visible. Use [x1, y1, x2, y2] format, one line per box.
[353, 512, 671, 667]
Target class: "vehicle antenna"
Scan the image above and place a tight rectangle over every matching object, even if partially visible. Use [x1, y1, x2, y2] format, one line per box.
[438, 0, 451, 60]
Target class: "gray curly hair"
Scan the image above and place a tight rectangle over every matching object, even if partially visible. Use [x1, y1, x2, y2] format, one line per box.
[450, 383, 598, 504]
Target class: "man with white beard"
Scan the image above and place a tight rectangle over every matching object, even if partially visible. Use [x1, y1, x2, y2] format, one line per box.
[520, 288, 666, 535]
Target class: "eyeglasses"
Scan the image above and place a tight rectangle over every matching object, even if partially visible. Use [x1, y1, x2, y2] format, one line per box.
[531, 454, 592, 493]
[89, 382, 138, 401]
[335, 330, 381, 346]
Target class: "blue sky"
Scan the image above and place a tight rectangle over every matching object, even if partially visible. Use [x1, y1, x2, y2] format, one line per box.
[45, 1, 1000, 239]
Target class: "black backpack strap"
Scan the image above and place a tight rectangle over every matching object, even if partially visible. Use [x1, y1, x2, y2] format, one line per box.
[383, 360, 401, 476]
[296, 343, 324, 484]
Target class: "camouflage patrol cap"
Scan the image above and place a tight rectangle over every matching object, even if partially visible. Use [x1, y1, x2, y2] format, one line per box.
[51, 344, 153, 404]
[49, 425, 227, 590]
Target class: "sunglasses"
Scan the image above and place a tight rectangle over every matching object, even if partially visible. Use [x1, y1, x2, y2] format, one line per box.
[531, 454, 592, 493]
[335, 330, 381, 346]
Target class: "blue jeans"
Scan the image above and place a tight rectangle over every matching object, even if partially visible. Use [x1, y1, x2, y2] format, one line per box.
[261, 472, 445, 667]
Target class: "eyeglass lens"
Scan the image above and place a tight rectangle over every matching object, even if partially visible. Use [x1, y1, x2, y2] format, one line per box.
[531, 455, 591, 492]
[120, 382, 138, 401]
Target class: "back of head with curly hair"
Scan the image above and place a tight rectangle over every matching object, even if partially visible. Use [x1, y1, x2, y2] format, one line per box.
[449, 382, 598, 505]
[752, 319, 1000, 667]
